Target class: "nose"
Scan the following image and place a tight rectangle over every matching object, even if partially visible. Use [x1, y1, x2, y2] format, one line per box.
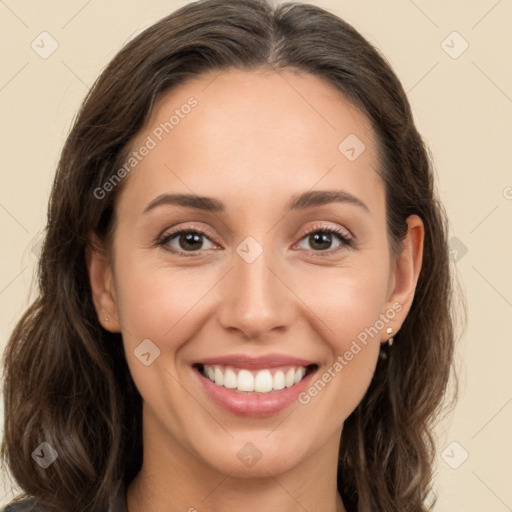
[216, 246, 296, 340]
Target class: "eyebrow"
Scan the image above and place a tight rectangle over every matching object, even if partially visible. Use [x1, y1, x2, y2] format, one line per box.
[287, 190, 369, 212]
[142, 190, 370, 215]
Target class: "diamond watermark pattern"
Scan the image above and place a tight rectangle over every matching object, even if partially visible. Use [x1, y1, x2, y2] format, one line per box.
[31, 235, 44, 258]
[338, 134, 366, 161]
[32, 442, 58, 469]
[448, 236, 468, 263]
[441, 31, 469, 59]
[134, 338, 161, 366]
[441, 441, 469, 469]
[236, 236, 263, 264]
[31, 32, 59, 59]
[237, 442, 263, 468]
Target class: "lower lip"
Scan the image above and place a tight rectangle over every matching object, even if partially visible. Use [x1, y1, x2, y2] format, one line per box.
[194, 366, 317, 417]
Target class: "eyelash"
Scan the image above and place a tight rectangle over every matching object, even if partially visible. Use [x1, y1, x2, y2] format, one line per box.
[155, 224, 354, 258]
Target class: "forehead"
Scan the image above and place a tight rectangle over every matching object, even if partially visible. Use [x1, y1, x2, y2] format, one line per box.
[117, 68, 383, 217]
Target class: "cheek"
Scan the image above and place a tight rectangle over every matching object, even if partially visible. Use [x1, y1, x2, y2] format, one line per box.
[292, 259, 389, 413]
[298, 259, 390, 347]
[113, 245, 221, 346]
[113, 261, 213, 417]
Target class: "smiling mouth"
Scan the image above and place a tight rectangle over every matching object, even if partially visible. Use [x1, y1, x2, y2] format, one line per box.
[194, 363, 318, 394]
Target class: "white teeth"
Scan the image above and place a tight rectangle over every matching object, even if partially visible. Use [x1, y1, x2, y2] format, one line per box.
[285, 368, 295, 388]
[254, 369, 273, 393]
[223, 368, 237, 389]
[214, 366, 224, 386]
[294, 367, 306, 384]
[201, 364, 310, 394]
[237, 369, 254, 392]
[272, 370, 285, 390]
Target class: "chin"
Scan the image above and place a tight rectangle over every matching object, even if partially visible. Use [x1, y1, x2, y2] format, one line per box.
[195, 433, 310, 478]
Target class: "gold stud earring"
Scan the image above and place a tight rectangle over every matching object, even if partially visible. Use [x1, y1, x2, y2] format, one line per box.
[105, 317, 109, 322]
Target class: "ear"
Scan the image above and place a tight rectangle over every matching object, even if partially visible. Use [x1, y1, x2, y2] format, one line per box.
[85, 231, 121, 332]
[381, 214, 424, 342]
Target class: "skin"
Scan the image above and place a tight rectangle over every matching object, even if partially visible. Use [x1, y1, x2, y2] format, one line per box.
[87, 68, 424, 512]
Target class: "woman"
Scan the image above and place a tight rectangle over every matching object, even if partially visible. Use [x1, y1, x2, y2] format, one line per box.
[1, 0, 459, 511]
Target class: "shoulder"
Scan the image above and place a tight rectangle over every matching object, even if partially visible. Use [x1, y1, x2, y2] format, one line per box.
[2, 499, 42, 511]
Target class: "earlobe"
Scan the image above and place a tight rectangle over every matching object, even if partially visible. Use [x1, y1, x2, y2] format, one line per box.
[85, 231, 121, 332]
[382, 214, 424, 340]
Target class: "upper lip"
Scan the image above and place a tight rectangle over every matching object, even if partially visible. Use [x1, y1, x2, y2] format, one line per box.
[194, 353, 317, 370]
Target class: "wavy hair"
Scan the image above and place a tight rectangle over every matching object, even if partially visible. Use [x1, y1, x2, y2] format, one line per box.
[1, 1, 461, 510]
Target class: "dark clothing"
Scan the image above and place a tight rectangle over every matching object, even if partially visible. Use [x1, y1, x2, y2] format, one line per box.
[2, 481, 128, 512]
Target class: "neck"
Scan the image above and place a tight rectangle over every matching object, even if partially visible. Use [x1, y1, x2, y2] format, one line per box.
[128, 472, 345, 512]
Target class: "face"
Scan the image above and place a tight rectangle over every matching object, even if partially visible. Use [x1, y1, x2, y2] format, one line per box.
[88, 68, 423, 480]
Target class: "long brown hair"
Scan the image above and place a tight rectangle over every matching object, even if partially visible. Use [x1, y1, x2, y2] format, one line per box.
[1, 1, 461, 510]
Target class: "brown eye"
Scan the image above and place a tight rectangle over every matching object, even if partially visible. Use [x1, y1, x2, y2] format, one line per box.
[176, 232, 205, 251]
[296, 227, 352, 254]
[307, 231, 336, 251]
[158, 229, 217, 255]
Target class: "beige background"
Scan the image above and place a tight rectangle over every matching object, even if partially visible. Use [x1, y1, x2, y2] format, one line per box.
[1, 0, 511, 510]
